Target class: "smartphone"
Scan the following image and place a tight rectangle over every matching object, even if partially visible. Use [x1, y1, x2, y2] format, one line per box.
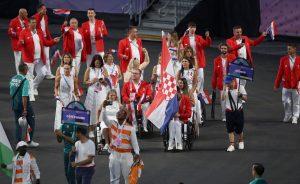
[107, 101, 113, 106]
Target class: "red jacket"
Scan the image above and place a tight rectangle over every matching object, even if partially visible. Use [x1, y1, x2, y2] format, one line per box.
[178, 94, 192, 123]
[118, 38, 144, 73]
[211, 54, 236, 90]
[274, 55, 300, 89]
[181, 34, 212, 68]
[226, 35, 265, 65]
[122, 80, 152, 104]
[8, 16, 29, 51]
[61, 25, 87, 62]
[81, 19, 108, 54]
[18, 28, 55, 64]
[32, 13, 52, 40]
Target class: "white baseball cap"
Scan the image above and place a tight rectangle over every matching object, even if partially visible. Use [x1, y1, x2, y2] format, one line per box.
[18, 117, 27, 127]
[16, 141, 28, 150]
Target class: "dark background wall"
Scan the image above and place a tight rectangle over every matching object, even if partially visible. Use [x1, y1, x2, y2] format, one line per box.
[0, 0, 40, 18]
[175, 0, 261, 38]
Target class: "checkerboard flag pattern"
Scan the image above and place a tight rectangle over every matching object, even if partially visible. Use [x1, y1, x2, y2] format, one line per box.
[145, 31, 179, 133]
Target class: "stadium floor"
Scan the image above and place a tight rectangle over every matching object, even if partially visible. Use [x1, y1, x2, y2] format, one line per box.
[0, 25, 299, 184]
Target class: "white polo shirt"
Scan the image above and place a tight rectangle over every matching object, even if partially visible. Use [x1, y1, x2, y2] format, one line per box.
[129, 38, 140, 61]
[236, 39, 247, 59]
[40, 17, 46, 37]
[31, 30, 41, 60]
[89, 21, 95, 43]
[189, 35, 196, 52]
[74, 29, 83, 53]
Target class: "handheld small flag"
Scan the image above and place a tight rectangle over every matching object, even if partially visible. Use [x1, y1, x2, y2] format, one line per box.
[53, 9, 71, 16]
[51, 50, 62, 66]
[266, 21, 277, 40]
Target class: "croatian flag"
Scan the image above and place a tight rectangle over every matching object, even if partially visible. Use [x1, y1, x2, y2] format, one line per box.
[145, 32, 179, 134]
[266, 21, 277, 40]
[53, 9, 71, 16]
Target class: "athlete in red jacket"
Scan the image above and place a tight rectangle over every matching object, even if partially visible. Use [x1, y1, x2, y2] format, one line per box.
[8, 8, 29, 74]
[211, 43, 236, 121]
[274, 44, 300, 124]
[18, 18, 60, 99]
[122, 69, 152, 132]
[32, 4, 55, 79]
[118, 26, 144, 74]
[181, 22, 212, 93]
[62, 18, 87, 74]
[82, 8, 108, 67]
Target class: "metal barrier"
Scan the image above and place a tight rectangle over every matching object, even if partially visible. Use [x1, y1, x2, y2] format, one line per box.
[159, 0, 199, 26]
[122, 0, 157, 26]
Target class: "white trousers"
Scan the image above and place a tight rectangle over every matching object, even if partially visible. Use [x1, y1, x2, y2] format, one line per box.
[168, 119, 182, 148]
[220, 90, 226, 120]
[198, 68, 204, 93]
[26, 60, 47, 90]
[132, 102, 149, 129]
[109, 151, 133, 184]
[43, 46, 53, 75]
[73, 51, 82, 75]
[86, 44, 104, 67]
[194, 92, 202, 124]
[282, 88, 300, 119]
[13, 51, 22, 74]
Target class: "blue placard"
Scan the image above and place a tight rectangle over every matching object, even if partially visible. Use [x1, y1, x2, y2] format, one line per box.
[61, 107, 90, 126]
[227, 58, 254, 81]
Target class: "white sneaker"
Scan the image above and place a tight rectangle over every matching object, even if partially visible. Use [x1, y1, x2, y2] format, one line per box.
[143, 127, 148, 132]
[103, 144, 109, 151]
[177, 144, 183, 150]
[292, 117, 298, 124]
[283, 116, 291, 123]
[33, 89, 38, 96]
[168, 142, 174, 150]
[238, 142, 244, 150]
[226, 145, 235, 152]
[222, 118, 226, 122]
[29, 95, 35, 102]
[28, 141, 39, 147]
[45, 74, 55, 80]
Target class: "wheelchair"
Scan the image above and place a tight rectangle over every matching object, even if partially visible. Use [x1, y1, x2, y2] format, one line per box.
[162, 120, 196, 152]
[132, 101, 154, 138]
[93, 123, 107, 155]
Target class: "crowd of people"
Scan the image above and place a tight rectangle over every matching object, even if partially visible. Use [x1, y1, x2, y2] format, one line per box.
[4, 3, 300, 184]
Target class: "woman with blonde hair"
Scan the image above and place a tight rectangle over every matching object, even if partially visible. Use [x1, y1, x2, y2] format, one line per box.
[123, 48, 150, 82]
[103, 52, 122, 98]
[96, 89, 122, 151]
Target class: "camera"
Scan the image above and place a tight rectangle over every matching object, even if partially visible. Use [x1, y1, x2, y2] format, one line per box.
[106, 100, 113, 106]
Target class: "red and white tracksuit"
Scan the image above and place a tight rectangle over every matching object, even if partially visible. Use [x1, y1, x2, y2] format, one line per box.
[211, 54, 236, 119]
[121, 80, 152, 129]
[33, 13, 53, 76]
[81, 19, 108, 67]
[274, 55, 300, 120]
[168, 94, 192, 149]
[18, 28, 56, 94]
[61, 25, 86, 74]
[118, 37, 144, 74]
[8, 16, 29, 74]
